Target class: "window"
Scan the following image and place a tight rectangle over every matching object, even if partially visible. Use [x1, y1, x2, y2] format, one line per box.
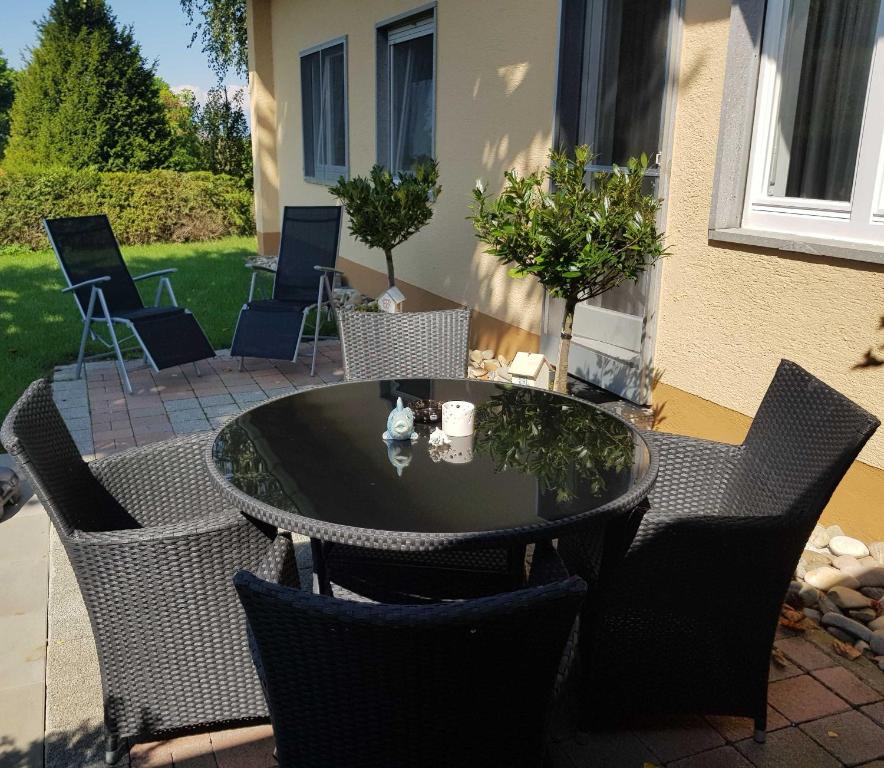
[742, 0, 884, 243]
[377, 11, 435, 173]
[300, 38, 348, 184]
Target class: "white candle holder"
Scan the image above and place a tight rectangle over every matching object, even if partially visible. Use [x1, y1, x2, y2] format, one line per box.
[441, 400, 475, 437]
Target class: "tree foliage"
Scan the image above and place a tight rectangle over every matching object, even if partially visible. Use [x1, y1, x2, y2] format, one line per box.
[179, 0, 247, 79]
[0, 51, 14, 161]
[198, 86, 251, 183]
[156, 79, 203, 172]
[472, 145, 666, 391]
[330, 161, 441, 288]
[4, 0, 172, 172]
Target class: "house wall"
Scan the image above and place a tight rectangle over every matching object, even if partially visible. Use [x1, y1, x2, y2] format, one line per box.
[247, 0, 884, 532]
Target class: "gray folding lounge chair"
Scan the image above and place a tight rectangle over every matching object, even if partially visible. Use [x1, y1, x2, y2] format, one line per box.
[234, 562, 586, 768]
[44, 215, 216, 394]
[231, 206, 343, 375]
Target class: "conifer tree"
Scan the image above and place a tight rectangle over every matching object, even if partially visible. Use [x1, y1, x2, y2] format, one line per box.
[5, 0, 171, 171]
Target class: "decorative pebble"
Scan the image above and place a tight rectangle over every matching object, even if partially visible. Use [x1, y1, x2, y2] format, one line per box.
[796, 550, 833, 579]
[826, 525, 846, 540]
[829, 536, 870, 558]
[805, 567, 860, 591]
[828, 586, 873, 610]
[856, 640, 871, 654]
[860, 556, 878, 567]
[869, 630, 884, 656]
[821, 612, 872, 642]
[809, 523, 830, 549]
[803, 608, 822, 622]
[827, 627, 855, 643]
[799, 583, 820, 608]
[832, 555, 863, 574]
[869, 616, 884, 632]
[858, 567, 884, 588]
[850, 608, 877, 623]
[869, 542, 884, 565]
[818, 593, 842, 616]
[861, 587, 884, 601]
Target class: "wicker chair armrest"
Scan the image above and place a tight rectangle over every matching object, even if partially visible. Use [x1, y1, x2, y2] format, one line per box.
[89, 433, 229, 526]
[641, 431, 743, 511]
[74, 509, 248, 545]
[254, 532, 299, 587]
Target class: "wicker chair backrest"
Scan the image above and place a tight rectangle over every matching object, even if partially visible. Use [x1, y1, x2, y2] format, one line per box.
[0, 379, 134, 536]
[235, 569, 585, 768]
[723, 359, 879, 521]
[337, 306, 471, 380]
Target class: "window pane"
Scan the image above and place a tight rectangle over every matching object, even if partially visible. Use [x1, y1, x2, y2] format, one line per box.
[322, 44, 346, 169]
[582, 0, 669, 166]
[768, 0, 880, 201]
[300, 51, 320, 178]
[391, 33, 434, 172]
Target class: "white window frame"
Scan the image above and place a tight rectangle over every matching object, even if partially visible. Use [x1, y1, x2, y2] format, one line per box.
[742, 0, 884, 245]
[300, 36, 349, 185]
[377, 9, 436, 173]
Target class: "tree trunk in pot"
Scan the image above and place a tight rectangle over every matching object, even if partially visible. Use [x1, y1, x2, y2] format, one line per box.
[553, 296, 577, 393]
[384, 248, 395, 289]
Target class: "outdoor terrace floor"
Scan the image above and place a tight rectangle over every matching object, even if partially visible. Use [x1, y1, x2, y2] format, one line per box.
[2, 344, 884, 767]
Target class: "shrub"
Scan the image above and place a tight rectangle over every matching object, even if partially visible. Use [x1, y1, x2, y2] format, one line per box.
[0, 168, 254, 249]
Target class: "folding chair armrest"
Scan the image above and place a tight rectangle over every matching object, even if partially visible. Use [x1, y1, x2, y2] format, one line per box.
[313, 266, 344, 275]
[132, 268, 177, 282]
[61, 275, 110, 293]
[246, 263, 276, 274]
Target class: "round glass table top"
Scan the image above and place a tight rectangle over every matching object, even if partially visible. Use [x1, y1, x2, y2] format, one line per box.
[209, 379, 656, 546]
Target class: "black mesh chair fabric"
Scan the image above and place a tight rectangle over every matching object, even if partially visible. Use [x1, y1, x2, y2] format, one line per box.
[46, 215, 144, 317]
[0, 380, 299, 758]
[235, 568, 586, 768]
[134, 311, 216, 369]
[231, 206, 342, 360]
[559, 359, 879, 732]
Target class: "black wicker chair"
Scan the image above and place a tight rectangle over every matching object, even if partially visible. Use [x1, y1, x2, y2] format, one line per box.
[0, 380, 299, 764]
[234, 559, 586, 768]
[559, 359, 879, 740]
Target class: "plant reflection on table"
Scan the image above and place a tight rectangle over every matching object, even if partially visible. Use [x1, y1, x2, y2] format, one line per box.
[474, 386, 635, 503]
[212, 421, 292, 510]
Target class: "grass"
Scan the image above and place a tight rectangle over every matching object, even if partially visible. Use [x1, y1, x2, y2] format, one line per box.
[0, 236, 336, 428]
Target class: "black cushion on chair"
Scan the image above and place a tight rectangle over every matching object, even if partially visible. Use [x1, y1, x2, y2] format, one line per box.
[131, 311, 215, 369]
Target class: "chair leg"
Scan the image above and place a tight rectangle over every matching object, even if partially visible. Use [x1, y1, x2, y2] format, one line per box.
[292, 311, 308, 368]
[105, 731, 126, 765]
[239, 356, 246, 372]
[76, 289, 99, 380]
[310, 307, 322, 377]
[754, 713, 767, 743]
[193, 362, 201, 377]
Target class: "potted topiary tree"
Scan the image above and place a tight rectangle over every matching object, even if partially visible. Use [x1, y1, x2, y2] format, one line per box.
[471, 145, 666, 393]
[330, 160, 441, 292]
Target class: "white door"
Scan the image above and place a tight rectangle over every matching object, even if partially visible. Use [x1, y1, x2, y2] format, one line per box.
[542, 0, 682, 405]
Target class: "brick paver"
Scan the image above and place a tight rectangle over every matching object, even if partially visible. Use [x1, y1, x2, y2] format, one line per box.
[814, 667, 883, 707]
[736, 727, 842, 768]
[777, 636, 840, 671]
[669, 745, 754, 768]
[802, 710, 884, 766]
[768, 674, 852, 723]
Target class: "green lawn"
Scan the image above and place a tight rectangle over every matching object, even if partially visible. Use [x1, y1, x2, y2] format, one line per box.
[1, 236, 333, 428]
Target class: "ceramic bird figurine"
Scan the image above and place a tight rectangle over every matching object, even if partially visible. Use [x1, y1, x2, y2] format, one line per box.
[383, 397, 418, 442]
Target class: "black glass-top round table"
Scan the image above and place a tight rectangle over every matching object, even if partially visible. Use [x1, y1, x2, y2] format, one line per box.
[206, 378, 658, 592]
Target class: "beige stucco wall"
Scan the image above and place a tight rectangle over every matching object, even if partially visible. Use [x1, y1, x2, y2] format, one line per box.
[267, 0, 558, 336]
[657, 0, 884, 469]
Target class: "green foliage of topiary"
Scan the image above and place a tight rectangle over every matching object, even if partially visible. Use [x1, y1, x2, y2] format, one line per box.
[0, 169, 254, 249]
[472, 145, 667, 392]
[330, 161, 441, 288]
[4, 0, 172, 172]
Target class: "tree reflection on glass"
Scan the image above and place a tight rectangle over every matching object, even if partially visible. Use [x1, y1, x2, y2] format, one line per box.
[212, 421, 292, 511]
[474, 386, 635, 503]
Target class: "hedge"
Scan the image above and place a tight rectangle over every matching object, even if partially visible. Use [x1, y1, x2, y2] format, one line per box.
[0, 168, 255, 249]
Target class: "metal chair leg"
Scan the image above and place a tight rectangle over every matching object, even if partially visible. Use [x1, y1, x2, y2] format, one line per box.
[310, 306, 322, 377]
[239, 356, 245, 372]
[293, 312, 309, 368]
[96, 292, 132, 394]
[193, 362, 201, 377]
[105, 731, 126, 765]
[75, 289, 99, 381]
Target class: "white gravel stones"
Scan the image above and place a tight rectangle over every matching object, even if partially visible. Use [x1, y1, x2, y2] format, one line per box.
[869, 616, 884, 632]
[869, 542, 884, 565]
[829, 536, 870, 558]
[832, 555, 864, 575]
[822, 612, 872, 642]
[870, 630, 884, 656]
[858, 567, 884, 588]
[809, 524, 830, 549]
[804, 567, 860, 591]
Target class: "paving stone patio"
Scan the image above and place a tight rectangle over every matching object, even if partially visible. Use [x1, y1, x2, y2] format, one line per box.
[3, 345, 884, 767]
